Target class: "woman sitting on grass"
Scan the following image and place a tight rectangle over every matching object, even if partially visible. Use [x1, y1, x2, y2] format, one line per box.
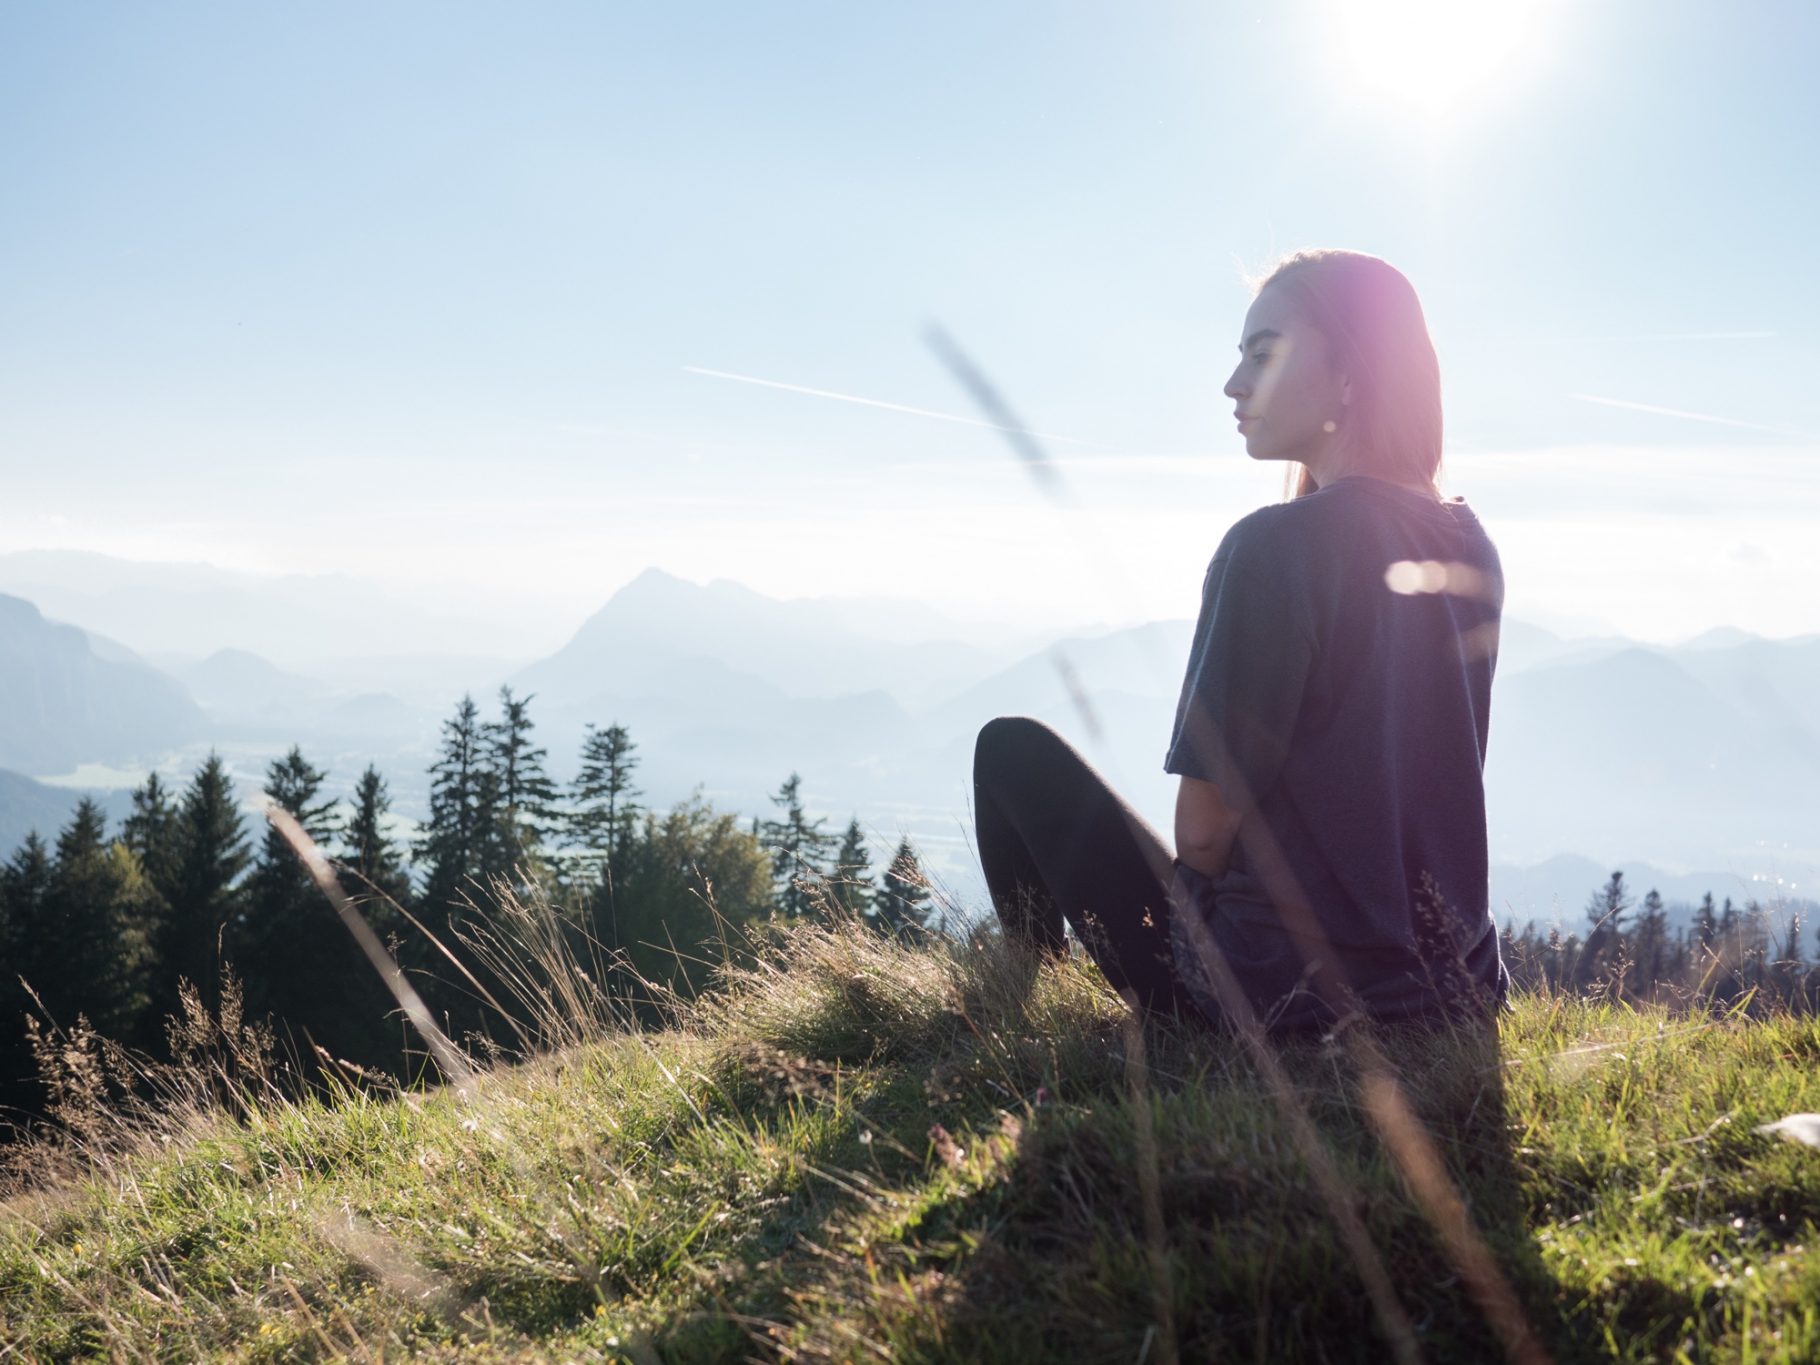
[973, 248, 1508, 1035]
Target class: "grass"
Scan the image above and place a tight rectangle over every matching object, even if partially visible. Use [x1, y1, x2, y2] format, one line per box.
[7, 909, 1820, 1362]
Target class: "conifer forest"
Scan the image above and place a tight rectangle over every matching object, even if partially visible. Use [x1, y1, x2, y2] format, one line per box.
[0, 688, 940, 1134]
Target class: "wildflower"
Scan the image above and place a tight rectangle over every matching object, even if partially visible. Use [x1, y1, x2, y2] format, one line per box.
[928, 1123, 965, 1169]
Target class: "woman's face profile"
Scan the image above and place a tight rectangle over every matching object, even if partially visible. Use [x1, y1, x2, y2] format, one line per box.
[1223, 282, 1349, 470]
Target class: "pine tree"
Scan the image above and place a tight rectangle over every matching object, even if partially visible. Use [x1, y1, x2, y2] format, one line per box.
[1694, 891, 1718, 954]
[1576, 869, 1632, 987]
[338, 765, 412, 910]
[37, 799, 160, 1043]
[827, 817, 875, 917]
[571, 722, 643, 938]
[758, 773, 837, 918]
[1, 834, 52, 956]
[1584, 869, 1633, 937]
[4, 833, 58, 1019]
[418, 695, 494, 914]
[0, 833, 55, 1117]
[1632, 888, 1668, 988]
[239, 748, 339, 1026]
[481, 688, 560, 885]
[874, 838, 937, 940]
[45, 798, 116, 1004]
[240, 753, 413, 1076]
[249, 748, 339, 889]
[166, 754, 251, 1013]
[1775, 909, 1807, 1004]
[571, 723, 642, 867]
[121, 771, 183, 906]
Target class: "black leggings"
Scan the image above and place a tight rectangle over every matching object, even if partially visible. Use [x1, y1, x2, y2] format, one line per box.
[973, 715, 1208, 1020]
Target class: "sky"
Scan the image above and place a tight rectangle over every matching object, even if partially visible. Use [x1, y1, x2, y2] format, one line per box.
[3, 0, 1818, 650]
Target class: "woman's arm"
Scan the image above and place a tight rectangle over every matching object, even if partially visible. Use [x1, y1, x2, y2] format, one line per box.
[1174, 774, 1245, 880]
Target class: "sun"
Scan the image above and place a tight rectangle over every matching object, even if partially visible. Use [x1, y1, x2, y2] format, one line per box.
[1321, 0, 1566, 121]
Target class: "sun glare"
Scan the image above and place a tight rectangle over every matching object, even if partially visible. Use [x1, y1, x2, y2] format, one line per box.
[1323, 0, 1564, 120]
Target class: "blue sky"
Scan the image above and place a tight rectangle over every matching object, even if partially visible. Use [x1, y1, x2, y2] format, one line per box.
[3, 1, 1817, 647]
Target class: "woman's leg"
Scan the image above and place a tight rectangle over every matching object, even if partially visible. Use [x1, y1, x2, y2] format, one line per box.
[973, 715, 1199, 1017]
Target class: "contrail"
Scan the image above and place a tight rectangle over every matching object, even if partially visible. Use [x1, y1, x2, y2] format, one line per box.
[1640, 330, 1776, 341]
[1578, 330, 1777, 342]
[683, 365, 1109, 449]
[1568, 393, 1796, 434]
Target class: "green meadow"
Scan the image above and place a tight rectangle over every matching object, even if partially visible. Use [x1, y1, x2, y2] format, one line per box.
[6, 910, 1820, 1363]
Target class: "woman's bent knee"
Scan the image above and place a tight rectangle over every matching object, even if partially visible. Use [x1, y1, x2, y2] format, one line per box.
[973, 714, 1063, 780]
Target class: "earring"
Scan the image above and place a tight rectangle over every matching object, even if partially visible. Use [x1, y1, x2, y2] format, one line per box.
[1322, 419, 1338, 434]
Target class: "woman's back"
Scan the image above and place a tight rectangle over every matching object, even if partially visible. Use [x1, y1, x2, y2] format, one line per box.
[1165, 473, 1507, 1031]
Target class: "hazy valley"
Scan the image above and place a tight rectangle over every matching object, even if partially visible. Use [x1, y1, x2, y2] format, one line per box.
[2, 548, 1815, 930]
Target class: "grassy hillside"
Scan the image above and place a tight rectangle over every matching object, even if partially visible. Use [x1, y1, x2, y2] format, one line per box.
[6, 914, 1820, 1362]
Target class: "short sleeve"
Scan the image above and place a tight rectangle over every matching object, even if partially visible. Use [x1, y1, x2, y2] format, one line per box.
[1164, 512, 1318, 810]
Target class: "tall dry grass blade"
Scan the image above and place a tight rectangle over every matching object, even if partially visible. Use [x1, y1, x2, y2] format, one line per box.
[1172, 903, 1423, 1365]
[1357, 1070, 1549, 1365]
[263, 802, 473, 1088]
[1120, 995, 1179, 1365]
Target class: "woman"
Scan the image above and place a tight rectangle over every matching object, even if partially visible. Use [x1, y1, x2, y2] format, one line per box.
[973, 249, 1508, 1035]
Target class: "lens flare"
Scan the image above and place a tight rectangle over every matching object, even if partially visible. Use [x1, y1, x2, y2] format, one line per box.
[1324, 0, 1565, 120]
[1384, 558, 1495, 600]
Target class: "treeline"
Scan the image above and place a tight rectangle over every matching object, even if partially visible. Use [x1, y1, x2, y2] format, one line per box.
[1501, 869, 1813, 1010]
[0, 688, 937, 1131]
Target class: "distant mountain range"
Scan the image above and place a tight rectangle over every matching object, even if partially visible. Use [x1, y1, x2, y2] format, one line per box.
[0, 594, 206, 774]
[0, 769, 136, 856]
[0, 559, 1815, 926]
[512, 566, 1038, 708]
[0, 549, 559, 689]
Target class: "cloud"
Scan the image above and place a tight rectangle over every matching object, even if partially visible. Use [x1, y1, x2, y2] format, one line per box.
[1456, 443, 1820, 522]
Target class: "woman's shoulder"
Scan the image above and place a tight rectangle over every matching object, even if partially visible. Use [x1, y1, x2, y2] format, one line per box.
[1220, 490, 1344, 549]
[1209, 501, 1303, 568]
[1263, 477, 1488, 537]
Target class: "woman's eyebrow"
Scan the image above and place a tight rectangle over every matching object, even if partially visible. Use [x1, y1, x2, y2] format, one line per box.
[1239, 328, 1283, 352]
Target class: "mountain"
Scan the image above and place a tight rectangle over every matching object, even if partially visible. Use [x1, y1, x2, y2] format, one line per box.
[1672, 635, 1820, 753]
[513, 568, 1025, 710]
[1676, 625, 1764, 652]
[1488, 851, 1817, 932]
[0, 549, 558, 673]
[179, 649, 331, 722]
[926, 620, 1193, 732]
[2, 554, 1815, 910]
[513, 649, 918, 810]
[1486, 643, 1820, 869]
[918, 618, 1820, 894]
[0, 769, 136, 854]
[0, 594, 207, 775]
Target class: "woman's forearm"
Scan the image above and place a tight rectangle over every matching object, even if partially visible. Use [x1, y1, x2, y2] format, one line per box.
[1174, 775, 1242, 879]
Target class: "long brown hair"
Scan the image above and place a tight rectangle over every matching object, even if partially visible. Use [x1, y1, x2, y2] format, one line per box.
[1250, 250, 1446, 502]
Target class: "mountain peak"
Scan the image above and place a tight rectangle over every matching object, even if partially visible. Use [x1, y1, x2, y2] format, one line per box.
[625, 566, 694, 589]
[1676, 625, 1761, 652]
[0, 592, 46, 626]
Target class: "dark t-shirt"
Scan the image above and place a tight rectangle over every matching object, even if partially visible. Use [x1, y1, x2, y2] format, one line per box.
[1163, 473, 1508, 1032]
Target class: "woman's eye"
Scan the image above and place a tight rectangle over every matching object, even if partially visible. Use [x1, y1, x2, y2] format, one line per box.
[1251, 351, 1271, 365]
